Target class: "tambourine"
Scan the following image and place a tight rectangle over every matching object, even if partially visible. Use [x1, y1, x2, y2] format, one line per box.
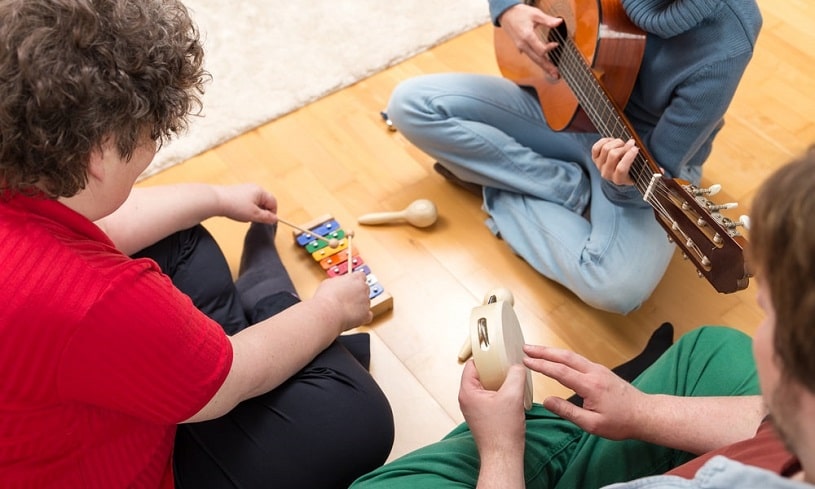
[463, 288, 533, 410]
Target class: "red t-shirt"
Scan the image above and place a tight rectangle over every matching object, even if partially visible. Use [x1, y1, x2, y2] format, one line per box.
[0, 193, 233, 488]
[667, 418, 800, 479]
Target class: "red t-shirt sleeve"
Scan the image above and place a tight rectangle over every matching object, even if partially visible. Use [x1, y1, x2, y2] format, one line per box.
[56, 259, 233, 423]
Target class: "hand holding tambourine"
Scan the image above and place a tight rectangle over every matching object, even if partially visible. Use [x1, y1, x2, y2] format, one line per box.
[459, 288, 533, 410]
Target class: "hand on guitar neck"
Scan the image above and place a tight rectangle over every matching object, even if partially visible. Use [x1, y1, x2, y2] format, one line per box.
[592, 138, 640, 186]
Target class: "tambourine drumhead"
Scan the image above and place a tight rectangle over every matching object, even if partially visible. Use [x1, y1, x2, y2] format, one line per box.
[469, 300, 533, 410]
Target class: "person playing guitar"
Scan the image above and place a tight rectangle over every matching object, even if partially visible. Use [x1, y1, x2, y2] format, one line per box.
[382, 0, 761, 314]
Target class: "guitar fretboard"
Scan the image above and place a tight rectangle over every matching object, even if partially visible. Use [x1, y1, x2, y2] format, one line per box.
[548, 26, 660, 200]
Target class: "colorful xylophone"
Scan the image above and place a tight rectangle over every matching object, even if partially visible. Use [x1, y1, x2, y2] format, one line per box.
[292, 214, 394, 317]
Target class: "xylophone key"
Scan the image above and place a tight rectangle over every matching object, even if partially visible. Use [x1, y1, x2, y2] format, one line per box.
[326, 256, 367, 277]
[304, 229, 346, 254]
[294, 218, 341, 246]
[310, 237, 349, 261]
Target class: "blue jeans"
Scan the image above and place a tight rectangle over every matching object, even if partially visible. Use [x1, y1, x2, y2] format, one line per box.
[387, 73, 675, 313]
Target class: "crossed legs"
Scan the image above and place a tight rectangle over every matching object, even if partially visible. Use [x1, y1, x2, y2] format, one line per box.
[134, 223, 394, 489]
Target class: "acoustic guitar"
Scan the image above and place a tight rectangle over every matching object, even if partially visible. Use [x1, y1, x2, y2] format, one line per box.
[493, 0, 750, 294]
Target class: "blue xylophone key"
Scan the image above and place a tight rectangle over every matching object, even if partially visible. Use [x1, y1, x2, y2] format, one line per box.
[369, 281, 385, 300]
[295, 219, 341, 247]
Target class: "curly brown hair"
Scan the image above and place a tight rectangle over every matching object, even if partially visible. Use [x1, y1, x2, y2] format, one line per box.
[749, 146, 815, 394]
[0, 0, 208, 198]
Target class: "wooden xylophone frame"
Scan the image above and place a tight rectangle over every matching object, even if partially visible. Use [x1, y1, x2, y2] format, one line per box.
[292, 214, 394, 317]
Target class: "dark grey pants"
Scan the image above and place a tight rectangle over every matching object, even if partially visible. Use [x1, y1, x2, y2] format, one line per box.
[134, 225, 394, 489]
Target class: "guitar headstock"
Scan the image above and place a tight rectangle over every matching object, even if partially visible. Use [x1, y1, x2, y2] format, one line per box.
[652, 178, 750, 293]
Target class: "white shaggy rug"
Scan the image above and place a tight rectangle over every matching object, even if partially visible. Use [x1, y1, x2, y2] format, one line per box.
[143, 0, 490, 179]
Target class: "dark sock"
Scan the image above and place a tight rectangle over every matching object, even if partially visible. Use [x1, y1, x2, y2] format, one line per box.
[235, 223, 298, 314]
[568, 322, 674, 407]
[433, 162, 482, 196]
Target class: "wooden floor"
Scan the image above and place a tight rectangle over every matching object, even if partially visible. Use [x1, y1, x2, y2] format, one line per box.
[140, 0, 815, 461]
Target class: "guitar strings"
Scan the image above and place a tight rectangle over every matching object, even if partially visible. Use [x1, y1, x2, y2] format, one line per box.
[538, 4, 658, 192]
[546, 27, 683, 224]
[544, 26, 714, 264]
[547, 28, 655, 191]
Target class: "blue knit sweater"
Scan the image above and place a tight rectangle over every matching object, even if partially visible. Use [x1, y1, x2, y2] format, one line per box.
[488, 0, 762, 206]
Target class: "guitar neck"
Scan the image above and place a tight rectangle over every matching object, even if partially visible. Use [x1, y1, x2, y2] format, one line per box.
[550, 31, 663, 199]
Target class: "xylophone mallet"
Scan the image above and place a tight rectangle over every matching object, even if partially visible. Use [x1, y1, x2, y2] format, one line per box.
[345, 230, 355, 275]
[277, 217, 340, 249]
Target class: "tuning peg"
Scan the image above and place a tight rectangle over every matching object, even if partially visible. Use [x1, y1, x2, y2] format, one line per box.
[694, 183, 722, 196]
[722, 215, 750, 231]
[707, 202, 738, 212]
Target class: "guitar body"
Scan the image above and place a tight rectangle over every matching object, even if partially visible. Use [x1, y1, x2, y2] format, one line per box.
[493, 0, 646, 132]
